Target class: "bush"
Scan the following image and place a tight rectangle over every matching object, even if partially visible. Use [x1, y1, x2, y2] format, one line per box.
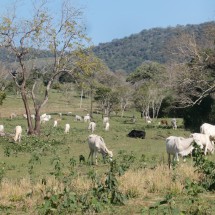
[183, 96, 214, 131]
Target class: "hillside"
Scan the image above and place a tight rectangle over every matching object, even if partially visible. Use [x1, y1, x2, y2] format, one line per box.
[0, 22, 214, 74]
[92, 21, 215, 73]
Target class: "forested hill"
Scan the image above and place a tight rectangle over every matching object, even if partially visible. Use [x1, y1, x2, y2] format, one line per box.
[92, 21, 215, 73]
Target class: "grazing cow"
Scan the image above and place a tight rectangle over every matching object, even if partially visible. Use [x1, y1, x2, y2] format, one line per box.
[10, 113, 17, 119]
[166, 136, 194, 168]
[160, 120, 168, 126]
[88, 134, 113, 165]
[88, 121, 96, 133]
[75, 115, 83, 121]
[190, 133, 215, 155]
[14, 125, 22, 142]
[40, 113, 46, 119]
[40, 114, 51, 123]
[23, 113, 35, 119]
[171, 118, 177, 130]
[53, 120, 58, 127]
[84, 114, 91, 122]
[105, 122, 110, 131]
[103, 116, 109, 124]
[64, 123, 70, 133]
[200, 123, 215, 138]
[0, 124, 4, 133]
[40, 113, 47, 122]
[127, 129, 146, 139]
[145, 116, 151, 122]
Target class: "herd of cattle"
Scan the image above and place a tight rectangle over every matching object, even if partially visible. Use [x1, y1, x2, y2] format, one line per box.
[0, 113, 112, 165]
[0, 114, 215, 167]
[166, 122, 215, 168]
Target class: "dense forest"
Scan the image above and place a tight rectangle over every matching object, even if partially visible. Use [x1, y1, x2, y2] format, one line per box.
[92, 21, 215, 73]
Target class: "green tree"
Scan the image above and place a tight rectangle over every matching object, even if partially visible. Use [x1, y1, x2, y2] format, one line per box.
[73, 50, 108, 116]
[127, 61, 169, 118]
[94, 86, 120, 116]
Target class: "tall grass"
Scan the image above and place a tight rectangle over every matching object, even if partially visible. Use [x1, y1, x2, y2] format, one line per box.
[0, 163, 201, 213]
[119, 163, 201, 197]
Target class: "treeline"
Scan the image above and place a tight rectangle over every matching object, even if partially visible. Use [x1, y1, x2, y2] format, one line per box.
[0, 47, 54, 63]
[92, 21, 215, 73]
[0, 21, 213, 74]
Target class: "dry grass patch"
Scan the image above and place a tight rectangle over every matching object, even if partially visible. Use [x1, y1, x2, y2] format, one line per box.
[118, 163, 201, 199]
[0, 175, 93, 212]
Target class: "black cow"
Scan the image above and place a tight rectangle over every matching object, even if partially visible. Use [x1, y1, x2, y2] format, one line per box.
[127, 129, 146, 139]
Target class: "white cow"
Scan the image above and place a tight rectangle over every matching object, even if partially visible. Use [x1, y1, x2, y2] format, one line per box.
[14, 125, 22, 142]
[171, 118, 177, 130]
[166, 136, 194, 168]
[103, 116, 109, 124]
[23, 114, 35, 120]
[88, 121, 96, 133]
[0, 125, 4, 133]
[40, 113, 47, 123]
[88, 134, 113, 165]
[75, 115, 83, 121]
[200, 123, 215, 138]
[190, 133, 214, 155]
[105, 122, 110, 131]
[64, 123, 70, 133]
[84, 114, 91, 122]
[10, 113, 17, 119]
[40, 114, 51, 123]
[53, 120, 58, 127]
[40, 113, 47, 118]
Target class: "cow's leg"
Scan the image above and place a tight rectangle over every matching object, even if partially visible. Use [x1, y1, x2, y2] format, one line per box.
[95, 152, 98, 165]
[88, 151, 93, 165]
[175, 153, 179, 162]
[204, 145, 207, 155]
[168, 153, 171, 169]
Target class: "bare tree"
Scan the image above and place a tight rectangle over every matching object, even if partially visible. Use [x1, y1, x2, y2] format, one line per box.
[0, 0, 88, 134]
[168, 31, 215, 107]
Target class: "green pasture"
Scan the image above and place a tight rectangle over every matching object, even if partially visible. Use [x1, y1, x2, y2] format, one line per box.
[0, 92, 215, 214]
[0, 104, 190, 179]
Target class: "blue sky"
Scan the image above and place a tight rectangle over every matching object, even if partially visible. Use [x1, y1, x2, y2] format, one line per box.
[0, 0, 214, 45]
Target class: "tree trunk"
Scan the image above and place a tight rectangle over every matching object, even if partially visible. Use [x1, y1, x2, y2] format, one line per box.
[34, 107, 41, 135]
[90, 87, 93, 117]
[21, 88, 34, 134]
[80, 88, 83, 108]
